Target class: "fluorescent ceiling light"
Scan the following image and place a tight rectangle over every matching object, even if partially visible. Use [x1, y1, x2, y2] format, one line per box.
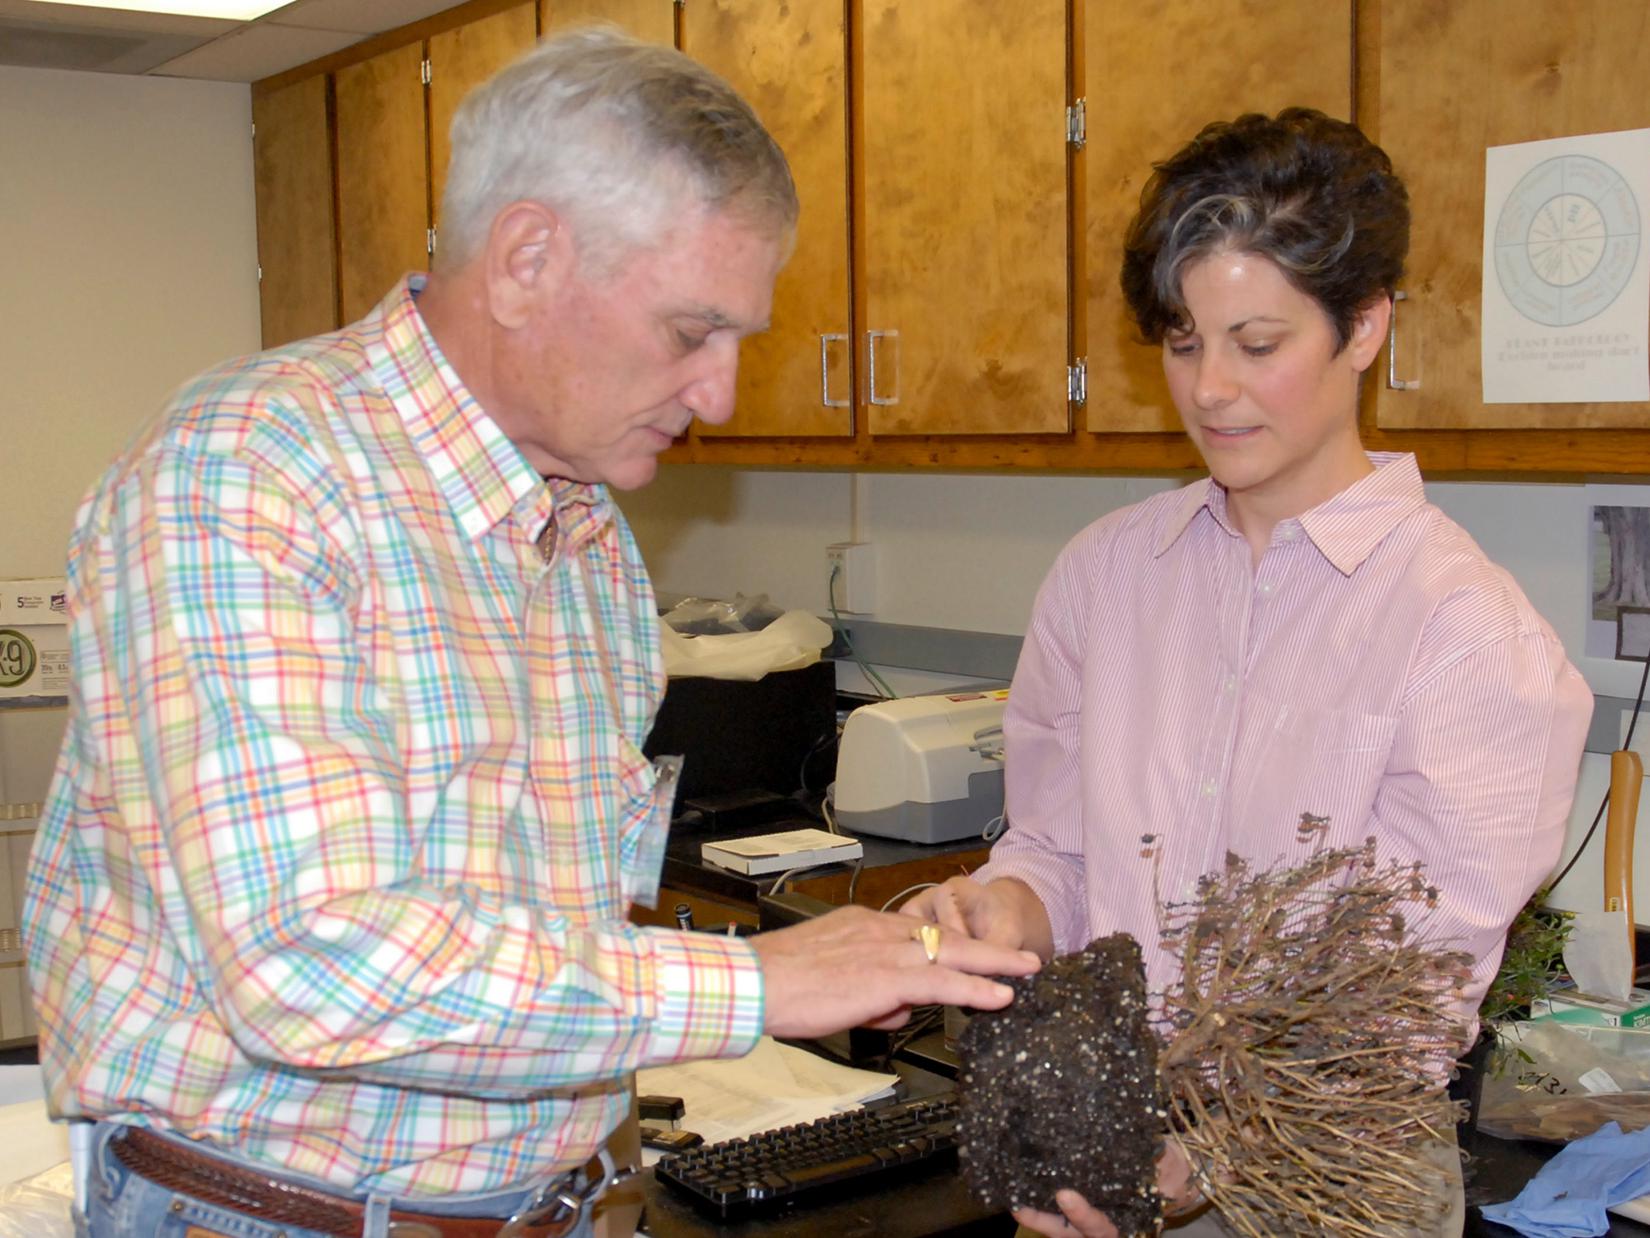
[25, 0, 287, 18]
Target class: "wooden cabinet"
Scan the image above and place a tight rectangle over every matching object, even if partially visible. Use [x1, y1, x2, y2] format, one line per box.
[860, 0, 1070, 435]
[683, 0, 853, 438]
[249, 0, 1650, 474]
[252, 75, 338, 349]
[540, 0, 673, 43]
[1085, 1, 1354, 433]
[1374, 0, 1650, 431]
[686, 0, 1068, 439]
[429, 3, 538, 236]
[335, 41, 430, 323]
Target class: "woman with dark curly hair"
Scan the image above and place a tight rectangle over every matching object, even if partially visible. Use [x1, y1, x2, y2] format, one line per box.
[908, 109, 1592, 1237]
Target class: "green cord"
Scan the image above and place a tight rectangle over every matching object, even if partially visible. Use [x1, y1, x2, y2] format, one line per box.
[828, 564, 898, 699]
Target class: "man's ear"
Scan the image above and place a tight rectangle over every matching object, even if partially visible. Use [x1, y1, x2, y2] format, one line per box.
[484, 201, 573, 330]
[1346, 293, 1394, 374]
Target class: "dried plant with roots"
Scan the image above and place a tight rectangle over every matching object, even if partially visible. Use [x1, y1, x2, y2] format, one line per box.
[957, 817, 1474, 1238]
[1153, 819, 1474, 1237]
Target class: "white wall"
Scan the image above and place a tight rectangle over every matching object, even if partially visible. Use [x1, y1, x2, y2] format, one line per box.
[621, 467, 1180, 638]
[0, 65, 261, 802]
[621, 466, 1612, 661]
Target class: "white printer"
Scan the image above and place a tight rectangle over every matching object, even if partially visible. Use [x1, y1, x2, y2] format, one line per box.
[832, 689, 1007, 844]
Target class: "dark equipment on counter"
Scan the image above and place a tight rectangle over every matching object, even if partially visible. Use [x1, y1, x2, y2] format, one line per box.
[643, 661, 836, 803]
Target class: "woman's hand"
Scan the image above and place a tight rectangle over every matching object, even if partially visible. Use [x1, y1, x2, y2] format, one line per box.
[899, 875, 1055, 960]
[1011, 1141, 1200, 1237]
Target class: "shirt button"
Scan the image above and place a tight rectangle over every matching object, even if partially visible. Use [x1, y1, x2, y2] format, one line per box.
[1201, 779, 1218, 797]
[1280, 525, 1300, 542]
[1257, 581, 1274, 596]
[1223, 675, 1237, 693]
[535, 518, 558, 563]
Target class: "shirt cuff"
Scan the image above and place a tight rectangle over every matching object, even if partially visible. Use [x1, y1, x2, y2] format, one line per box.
[643, 928, 765, 1067]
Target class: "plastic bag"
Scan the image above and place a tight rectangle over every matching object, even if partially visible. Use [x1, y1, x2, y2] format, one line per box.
[661, 593, 786, 636]
[660, 609, 833, 680]
[0, 1162, 74, 1238]
[1478, 1018, 1650, 1142]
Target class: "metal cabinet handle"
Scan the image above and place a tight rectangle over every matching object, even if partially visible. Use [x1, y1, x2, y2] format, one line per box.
[1386, 290, 1420, 391]
[867, 329, 900, 406]
[819, 333, 849, 408]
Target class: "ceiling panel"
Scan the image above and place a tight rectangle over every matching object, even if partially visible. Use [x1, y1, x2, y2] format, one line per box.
[0, 0, 234, 33]
[271, 0, 465, 35]
[0, 0, 486, 82]
[0, 13, 225, 73]
[148, 18, 360, 79]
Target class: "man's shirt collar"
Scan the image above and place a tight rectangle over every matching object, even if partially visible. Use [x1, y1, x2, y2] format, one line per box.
[367, 274, 612, 550]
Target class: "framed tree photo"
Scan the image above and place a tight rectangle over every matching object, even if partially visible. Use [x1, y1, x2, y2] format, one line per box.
[1589, 499, 1650, 661]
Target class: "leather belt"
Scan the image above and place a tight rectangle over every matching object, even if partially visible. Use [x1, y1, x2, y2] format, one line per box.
[112, 1126, 609, 1238]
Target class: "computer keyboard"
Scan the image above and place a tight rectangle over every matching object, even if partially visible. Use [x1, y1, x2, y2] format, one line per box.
[653, 1092, 961, 1219]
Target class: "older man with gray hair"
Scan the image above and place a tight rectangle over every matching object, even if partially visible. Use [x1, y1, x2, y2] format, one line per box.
[24, 28, 1038, 1238]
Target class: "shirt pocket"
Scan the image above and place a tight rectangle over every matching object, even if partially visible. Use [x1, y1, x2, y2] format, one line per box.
[613, 735, 671, 911]
[1231, 695, 1398, 855]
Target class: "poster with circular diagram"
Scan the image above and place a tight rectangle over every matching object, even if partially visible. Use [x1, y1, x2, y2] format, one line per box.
[1482, 130, 1650, 405]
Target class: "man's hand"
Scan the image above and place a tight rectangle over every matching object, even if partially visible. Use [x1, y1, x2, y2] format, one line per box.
[750, 905, 1040, 1039]
[1011, 1141, 1199, 1238]
[899, 875, 1055, 960]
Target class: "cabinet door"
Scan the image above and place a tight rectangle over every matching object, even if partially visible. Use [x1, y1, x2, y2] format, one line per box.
[335, 41, 430, 324]
[860, 1, 1069, 435]
[252, 75, 338, 349]
[1085, 1, 1352, 433]
[684, 0, 853, 437]
[429, 3, 538, 237]
[540, 0, 674, 43]
[1378, 0, 1650, 430]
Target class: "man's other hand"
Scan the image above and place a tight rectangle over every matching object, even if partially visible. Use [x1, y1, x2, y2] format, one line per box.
[750, 905, 1040, 1039]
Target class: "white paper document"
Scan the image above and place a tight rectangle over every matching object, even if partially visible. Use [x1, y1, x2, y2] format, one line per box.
[636, 1036, 896, 1149]
[1483, 128, 1650, 403]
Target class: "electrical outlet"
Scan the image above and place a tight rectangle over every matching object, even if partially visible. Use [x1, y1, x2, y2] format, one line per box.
[826, 542, 877, 614]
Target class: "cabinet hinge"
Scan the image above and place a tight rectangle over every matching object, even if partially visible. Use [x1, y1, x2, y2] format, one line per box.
[250, 120, 256, 140]
[256, 264, 263, 284]
[1066, 98, 1085, 150]
[1068, 358, 1087, 406]
[426, 227, 437, 256]
[420, 58, 432, 86]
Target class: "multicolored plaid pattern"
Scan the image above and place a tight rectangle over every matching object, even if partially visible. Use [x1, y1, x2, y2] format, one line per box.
[24, 276, 763, 1196]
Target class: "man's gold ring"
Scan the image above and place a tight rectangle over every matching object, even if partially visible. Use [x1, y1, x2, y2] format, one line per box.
[912, 922, 942, 964]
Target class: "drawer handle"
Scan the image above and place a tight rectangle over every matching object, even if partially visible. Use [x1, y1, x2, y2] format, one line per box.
[820, 333, 849, 408]
[1386, 290, 1420, 391]
[867, 329, 900, 406]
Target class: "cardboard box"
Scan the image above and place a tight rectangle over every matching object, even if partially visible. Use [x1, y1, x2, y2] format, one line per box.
[1532, 986, 1650, 1028]
[0, 579, 69, 703]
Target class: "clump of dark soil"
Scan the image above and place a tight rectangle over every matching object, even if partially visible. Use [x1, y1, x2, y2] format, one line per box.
[955, 933, 1162, 1237]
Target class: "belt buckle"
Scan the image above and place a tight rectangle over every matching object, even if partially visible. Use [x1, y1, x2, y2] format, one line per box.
[496, 1152, 629, 1238]
[495, 1184, 583, 1238]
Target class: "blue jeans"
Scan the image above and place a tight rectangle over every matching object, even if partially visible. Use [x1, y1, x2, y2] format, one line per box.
[75, 1122, 597, 1238]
